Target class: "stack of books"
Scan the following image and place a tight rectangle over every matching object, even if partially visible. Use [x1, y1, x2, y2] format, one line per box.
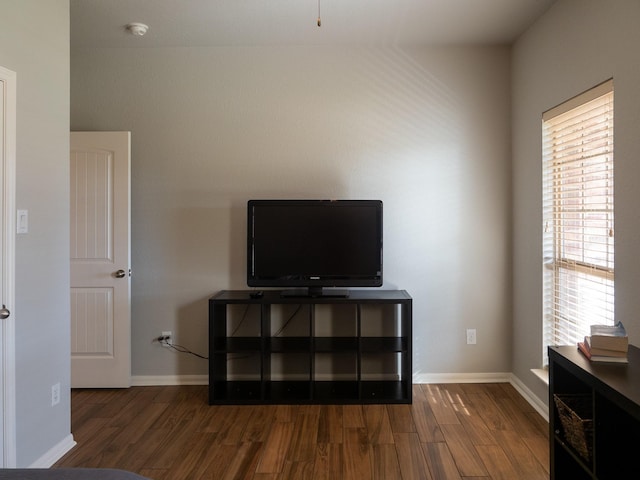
[578, 322, 629, 363]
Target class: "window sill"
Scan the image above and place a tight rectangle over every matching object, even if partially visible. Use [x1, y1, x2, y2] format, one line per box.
[531, 368, 549, 386]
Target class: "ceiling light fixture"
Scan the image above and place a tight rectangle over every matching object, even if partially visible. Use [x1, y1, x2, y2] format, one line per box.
[126, 22, 149, 36]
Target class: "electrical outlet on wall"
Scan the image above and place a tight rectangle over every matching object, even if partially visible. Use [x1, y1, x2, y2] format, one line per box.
[161, 331, 172, 347]
[51, 383, 60, 406]
[466, 329, 477, 345]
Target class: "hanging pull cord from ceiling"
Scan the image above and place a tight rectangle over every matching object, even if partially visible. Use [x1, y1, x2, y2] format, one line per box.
[317, 0, 322, 26]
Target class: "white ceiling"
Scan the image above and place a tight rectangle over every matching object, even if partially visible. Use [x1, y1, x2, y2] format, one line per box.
[70, 0, 557, 48]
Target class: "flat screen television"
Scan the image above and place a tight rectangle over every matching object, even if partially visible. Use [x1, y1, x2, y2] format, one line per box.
[247, 199, 383, 297]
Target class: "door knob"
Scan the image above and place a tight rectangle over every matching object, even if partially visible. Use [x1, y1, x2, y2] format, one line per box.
[115, 269, 126, 278]
[0, 304, 10, 320]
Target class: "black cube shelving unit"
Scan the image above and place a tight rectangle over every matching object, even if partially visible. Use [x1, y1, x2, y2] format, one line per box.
[549, 345, 640, 479]
[209, 289, 412, 404]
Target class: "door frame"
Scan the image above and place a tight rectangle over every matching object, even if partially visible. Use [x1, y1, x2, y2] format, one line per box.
[0, 65, 17, 467]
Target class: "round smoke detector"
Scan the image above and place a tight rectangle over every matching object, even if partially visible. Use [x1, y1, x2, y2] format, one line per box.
[126, 22, 149, 36]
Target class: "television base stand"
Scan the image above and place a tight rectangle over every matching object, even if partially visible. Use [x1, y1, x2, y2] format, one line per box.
[280, 287, 349, 298]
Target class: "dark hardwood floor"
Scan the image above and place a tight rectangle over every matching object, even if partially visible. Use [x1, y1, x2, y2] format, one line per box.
[55, 383, 549, 479]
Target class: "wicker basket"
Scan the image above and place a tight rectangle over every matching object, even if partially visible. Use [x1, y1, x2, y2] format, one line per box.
[554, 394, 593, 462]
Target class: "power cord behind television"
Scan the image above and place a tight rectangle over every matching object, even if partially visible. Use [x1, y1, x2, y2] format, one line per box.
[159, 303, 304, 361]
[157, 336, 208, 360]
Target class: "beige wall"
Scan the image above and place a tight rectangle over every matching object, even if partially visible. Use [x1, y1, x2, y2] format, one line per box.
[0, 0, 71, 467]
[71, 45, 513, 380]
[512, 0, 640, 404]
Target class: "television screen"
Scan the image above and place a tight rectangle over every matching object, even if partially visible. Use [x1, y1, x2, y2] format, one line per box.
[247, 199, 383, 296]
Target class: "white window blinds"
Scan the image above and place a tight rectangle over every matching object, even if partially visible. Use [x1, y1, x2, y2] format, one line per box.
[542, 80, 614, 351]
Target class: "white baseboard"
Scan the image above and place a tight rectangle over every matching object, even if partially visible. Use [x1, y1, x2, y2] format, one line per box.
[132, 375, 208, 386]
[413, 372, 511, 384]
[29, 434, 76, 468]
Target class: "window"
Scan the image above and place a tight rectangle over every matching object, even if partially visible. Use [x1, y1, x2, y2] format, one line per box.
[542, 80, 614, 355]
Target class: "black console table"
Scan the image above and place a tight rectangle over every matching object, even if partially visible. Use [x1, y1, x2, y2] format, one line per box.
[209, 289, 412, 405]
[549, 345, 640, 479]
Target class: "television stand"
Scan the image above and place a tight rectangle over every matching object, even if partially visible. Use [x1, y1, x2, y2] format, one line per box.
[208, 289, 412, 404]
[280, 287, 349, 298]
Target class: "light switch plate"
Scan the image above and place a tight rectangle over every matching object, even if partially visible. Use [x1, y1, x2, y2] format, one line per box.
[17, 209, 28, 234]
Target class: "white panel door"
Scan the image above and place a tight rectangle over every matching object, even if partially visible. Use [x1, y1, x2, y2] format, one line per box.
[0, 65, 17, 467]
[71, 132, 131, 388]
